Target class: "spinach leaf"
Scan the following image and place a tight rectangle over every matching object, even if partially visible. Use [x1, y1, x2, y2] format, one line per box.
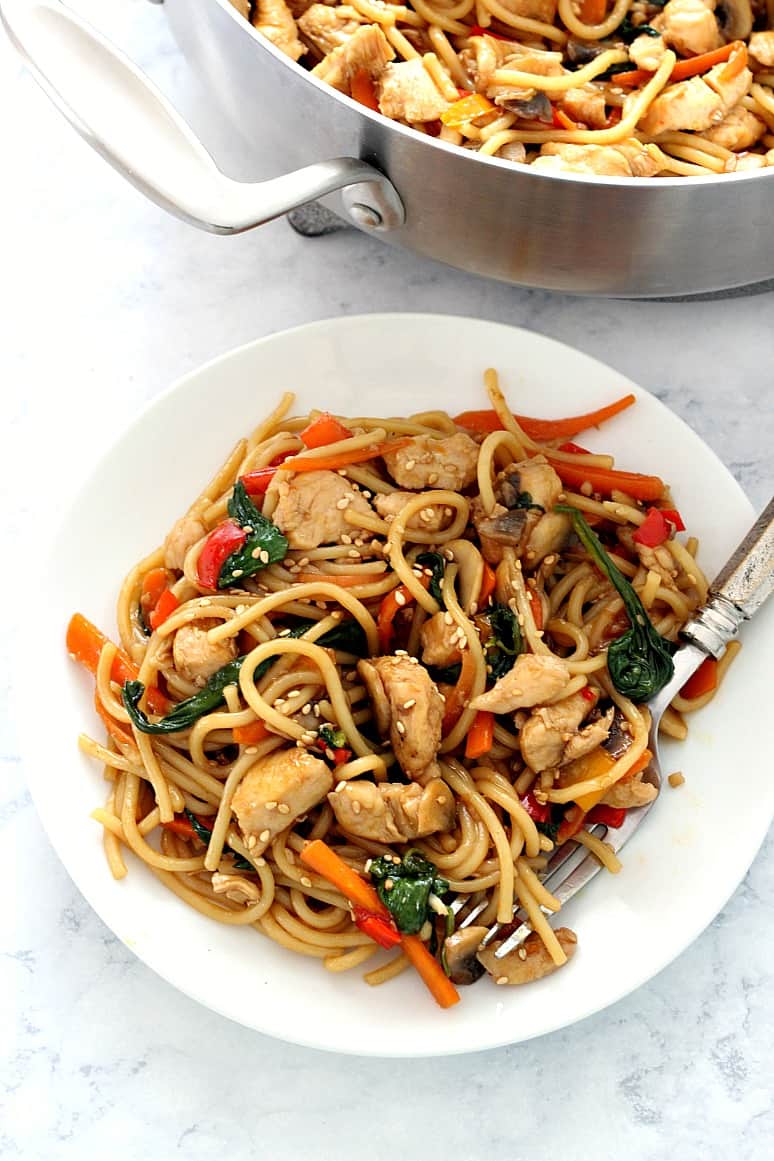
[558, 506, 675, 701]
[369, 849, 449, 935]
[184, 810, 253, 870]
[617, 16, 660, 41]
[511, 490, 544, 513]
[217, 481, 288, 589]
[536, 818, 559, 843]
[122, 619, 367, 735]
[429, 663, 462, 686]
[415, 551, 446, 606]
[484, 603, 523, 680]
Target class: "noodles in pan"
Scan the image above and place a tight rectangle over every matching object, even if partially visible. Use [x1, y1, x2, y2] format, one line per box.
[230, 0, 774, 177]
[69, 375, 738, 1007]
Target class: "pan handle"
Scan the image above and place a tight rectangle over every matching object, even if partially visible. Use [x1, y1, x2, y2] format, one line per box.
[0, 0, 405, 232]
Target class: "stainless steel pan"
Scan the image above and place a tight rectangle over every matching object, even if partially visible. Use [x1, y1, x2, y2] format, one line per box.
[4, 0, 774, 296]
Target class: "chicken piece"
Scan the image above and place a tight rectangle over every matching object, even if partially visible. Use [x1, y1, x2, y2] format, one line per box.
[268, 469, 373, 550]
[477, 928, 578, 985]
[496, 140, 527, 163]
[420, 611, 462, 667]
[297, 4, 362, 58]
[634, 540, 679, 588]
[172, 618, 238, 687]
[519, 691, 612, 772]
[734, 152, 768, 170]
[704, 104, 766, 150]
[629, 32, 668, 73]
[382, 433, 479, 491]
[464, 35, 564, 90]
[471, 498, 532, 566]
[601, 768, 658, 808]
[501, 456, 563, 513]
[749, 31, 774, 70]
[312, 23, 394, 91]
[525, 511, 572, 567]
[655, 0, 722, 59]
[560, 86, 607, 129]
[378, 59, 449, 123]
[251, 0, 304, 61]
[328, 778, 454, 843]
[638, 58, 752, 136]
[163, 512, 207, 572]
[469, 653, 570, 714]
[533, 140, 664, 177]
[374, 490, 447, 532]
[358, 656, 444, 783]
[232, 748, 333, 854]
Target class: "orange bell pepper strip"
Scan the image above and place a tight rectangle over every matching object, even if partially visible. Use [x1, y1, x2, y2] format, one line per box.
[440, 93, 495, 128]
[281, 438, 409, 474]
[442, 648, 476, 734]
[453, 394, 636, 440]
[300, 840, 460, 1009]
[300, 411, 353, 449]
[140, 567, 168, 615]
[232, 720, 271, 745]
[679, 657, 718, 700]
[67, 613, 170, 715]
[350, 70, 380, 112]
[550, 460, 665, 502]
[465, 710, 494, 759]
[527, 588, 544, 631]
[149, 588, 180, 630]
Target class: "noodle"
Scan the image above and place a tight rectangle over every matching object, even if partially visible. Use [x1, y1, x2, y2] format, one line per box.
[71, 376, 725, 1002]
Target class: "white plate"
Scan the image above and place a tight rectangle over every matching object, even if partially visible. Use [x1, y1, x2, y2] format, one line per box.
[24, 314, 773, 1057]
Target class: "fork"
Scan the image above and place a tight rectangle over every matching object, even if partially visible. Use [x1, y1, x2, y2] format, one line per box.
[453, 497, 774, 961]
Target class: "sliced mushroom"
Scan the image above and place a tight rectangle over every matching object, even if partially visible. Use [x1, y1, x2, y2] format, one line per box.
[444, 925, 488, 985]
[716, 0, 752, 42]
[477, 928, 578, 985]
[499, 92, 552, 120]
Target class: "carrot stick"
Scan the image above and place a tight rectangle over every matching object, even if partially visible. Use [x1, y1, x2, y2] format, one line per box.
[281, 438, 410, 473]
[478, 561, 497, 607]
[527, 588, 544, 631]
[232, 720, 271, 745]
[465, 710, 494, 759]
[614, 40, 740, 87]
[350, 69, 380, 112]
[93, 690, 135, 748]
[550, 460, 665, 501]
[580, 0, 607, 22]
[442, 648, 476, 734]
[300, 840, 461, 1009]
[401, 935, 461, 1009]
[679, 656, 718, 699]
[67, 613, 170, 714]
[141, 567, 168, 612]
[377, 575, 431, 651]
[453, 394, 636, 440]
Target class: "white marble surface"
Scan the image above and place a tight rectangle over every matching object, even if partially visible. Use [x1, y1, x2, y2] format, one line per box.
[2, 2, 773, 1158]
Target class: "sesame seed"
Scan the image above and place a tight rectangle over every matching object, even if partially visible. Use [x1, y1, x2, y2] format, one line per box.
[580, 482, 593, 496]
[265, 802, 278, 811]
[428, 473, 439, 484]
[300, 876, 312, 888]
[338, 469, 348, 476]
[255, 857, 266, 867]
[346, 669, 358, 681]
[243, 525, 253, 534]
[348, 548, 360, 558]
[246, 835, 257, 850]
[405, 460, 416, 471]
[443, 549, 454, 561]
[364, 858, 372, 872]
[313, 704, 321, 718]
[496, 975, 508, 986]
[436, 796, 447, 805]
[259, 829, 270, 843]
[336, 780, 347, 792]
[469, 602, 478, 615]
[403, 698, 416, 709]
[232, 569, 244, 578]
[444, 612, 453, 625]
[336, 497, 351, 510]
[354, 538, 364, 548]
[235, 604, 246, 615]
[395, 590, 407, 607]
[444, 507, 453, 517]
[199, 597, 212, 607]
[384, 878, 394, 890]
[396, 720, 406, 735]
[302, 703, 312, 715]
[278, 803, 291, 815]
[260, 550, 270, 564]
[341, 534, 352, 545]
[251, 547, 262, 559]
[363, 490, 372, 499]
[244, 745, 259, 755]
[325, 748, 336, 761]
[518, 947, 527, 961]
[458, 637, 468, 650]
[395, 649, 408, 656]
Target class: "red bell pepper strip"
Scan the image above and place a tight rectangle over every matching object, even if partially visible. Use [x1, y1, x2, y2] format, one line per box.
[633, 507, 670, 548]
[353, 907, 402, 949]
[300, 411, 353, 449]
[240, 467, 278, 496]
[465, 710, 494, 759]
[468, 24, 511, 39]
[149, 588, 180, 630]
[679, 656, 718, 700]
[558, 441, 591, 455]
[377, 575, 431, 652]
[659, 507, 685, 532]
[586, 804, 627, 828]
[162, 815, 196, 839]
[196, 521, 246, 590]
[520, 790, 551, 824]
[140, 567, 169, 618]
[557, 804, 587, 844]
[453, 394, 636, 440]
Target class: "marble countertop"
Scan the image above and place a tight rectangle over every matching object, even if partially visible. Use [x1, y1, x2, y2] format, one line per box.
[2, 2, 773, 1158]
